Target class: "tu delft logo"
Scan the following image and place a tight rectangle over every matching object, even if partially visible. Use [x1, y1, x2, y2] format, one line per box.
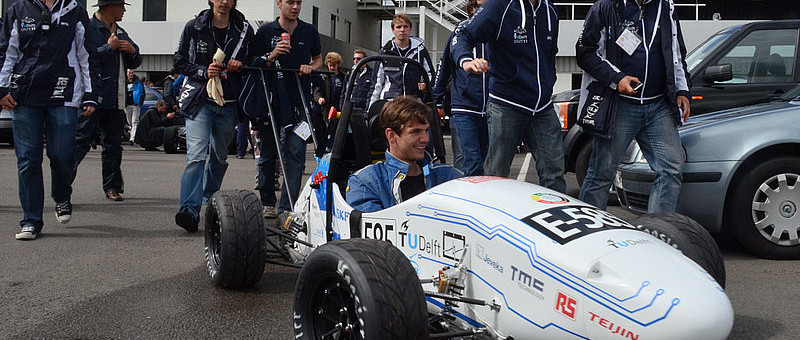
[513, 26, 528, 44]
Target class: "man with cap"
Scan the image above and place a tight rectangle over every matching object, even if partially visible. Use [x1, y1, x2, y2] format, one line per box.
[72, 0, 140, 203]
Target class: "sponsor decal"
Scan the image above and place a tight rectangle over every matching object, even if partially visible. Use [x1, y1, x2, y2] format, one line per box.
[588, 312, 639, 340]
[474, 244, 503, 273]
[531, 193, 569, 204]
[363, 219, 397, 245]
[513, 25, 528, 44]
[510, 265, 544, 300]
[195, 40, 208, 54]
[555, 291, 577, 320]
[607, 238, 651, 249]
[458, 176, 503, 184]
[400, 231, 441, 258]
[442, 231, 466, 261]
[523, 206, 635, 244]
[333, 207, 350, 222]
[51, 77, 69, 99]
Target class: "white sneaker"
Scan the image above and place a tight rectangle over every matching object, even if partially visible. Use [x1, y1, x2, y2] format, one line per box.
[15, 226, 38, 240]
[263, 206, 277, 219]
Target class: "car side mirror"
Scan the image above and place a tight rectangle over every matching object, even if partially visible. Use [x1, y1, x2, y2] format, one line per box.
[703, 64, 733, 82]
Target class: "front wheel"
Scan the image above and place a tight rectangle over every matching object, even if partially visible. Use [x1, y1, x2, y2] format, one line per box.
[729, 157, 800, 260]
[204, 190, 266, 288]
[293, 239, 428, 340]
[632, 213, 726, 288]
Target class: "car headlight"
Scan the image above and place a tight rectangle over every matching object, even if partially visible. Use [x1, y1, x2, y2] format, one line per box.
[554, 102, 569, 130]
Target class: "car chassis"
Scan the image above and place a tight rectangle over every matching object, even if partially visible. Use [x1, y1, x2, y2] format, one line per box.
[203, 57, 734, 339]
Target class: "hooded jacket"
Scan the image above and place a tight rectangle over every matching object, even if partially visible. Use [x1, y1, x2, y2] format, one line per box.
[576, 0, 690, 122]
[0, 0, 97, 108]
[89, 13, 141, 110]
[346, 151, 463, 213]
[433, 20, 489, 117]
[453, 0, 559, 114]
[369, 37, 435, 105]
[173, 8, 253, 118]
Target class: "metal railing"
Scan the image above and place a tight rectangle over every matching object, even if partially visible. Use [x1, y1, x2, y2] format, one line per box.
[554, 2, 708, 21]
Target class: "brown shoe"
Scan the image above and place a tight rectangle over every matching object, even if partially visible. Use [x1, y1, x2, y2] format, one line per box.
[106, 190, 123, 201]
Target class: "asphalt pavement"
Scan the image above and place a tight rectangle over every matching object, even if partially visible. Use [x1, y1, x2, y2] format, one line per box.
[0, 141, 798, 339]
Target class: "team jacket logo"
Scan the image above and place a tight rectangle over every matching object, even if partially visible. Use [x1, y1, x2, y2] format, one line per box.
[21, 17, 37, 32]
[513, 26, 528, 44]
[195, 40, 208, 54]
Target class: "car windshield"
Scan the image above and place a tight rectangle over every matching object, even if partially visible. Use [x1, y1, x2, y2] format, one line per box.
[685, 31, 734, 74]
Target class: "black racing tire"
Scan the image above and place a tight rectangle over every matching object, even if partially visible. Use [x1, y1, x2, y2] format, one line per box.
[204, 189, 267, 288]
[163, 125, 180, 154]
[632, 212, 726, 288]
[729, 157, 800, 260]
[293, 238, 428, 340]
[575, 141, 620, 206]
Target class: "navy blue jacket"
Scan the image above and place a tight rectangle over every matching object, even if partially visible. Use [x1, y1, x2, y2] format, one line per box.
[576, 0, 690, 120]
[0, 0, 98, 108]
[347, 65, 374, 110]
[89, 14, 141, 110]
[369, 37, 435, 105]
[173, 8, 253, 117]
[454, 0, 559, 114]
[433, 21, 489, 116]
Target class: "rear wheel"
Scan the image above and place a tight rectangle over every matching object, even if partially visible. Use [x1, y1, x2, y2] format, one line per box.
[632, 213, 726, 287]
[163, 125, 180, 154]
[293, 239, 428, 340]
[729, 157, 800, 260]
[204, 190, 266, 288]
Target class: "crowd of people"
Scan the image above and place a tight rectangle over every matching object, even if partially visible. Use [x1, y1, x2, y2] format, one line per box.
[0, 0, 691, 240]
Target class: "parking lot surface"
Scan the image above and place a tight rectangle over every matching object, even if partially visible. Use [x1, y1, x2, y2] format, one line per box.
[0, 143, 797, 339]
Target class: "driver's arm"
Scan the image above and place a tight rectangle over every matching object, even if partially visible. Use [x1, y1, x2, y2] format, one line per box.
[346, 171, 385, 213]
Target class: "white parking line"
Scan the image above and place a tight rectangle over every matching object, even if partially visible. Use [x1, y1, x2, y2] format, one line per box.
[517, 152, 532, 181]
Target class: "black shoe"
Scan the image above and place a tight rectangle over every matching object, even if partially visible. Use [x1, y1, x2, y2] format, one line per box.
[175, 210, 198, 232]
[55, 201, 72, 224]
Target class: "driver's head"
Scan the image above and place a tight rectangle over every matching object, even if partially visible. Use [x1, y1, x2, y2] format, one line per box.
[381, 96, 430, 164]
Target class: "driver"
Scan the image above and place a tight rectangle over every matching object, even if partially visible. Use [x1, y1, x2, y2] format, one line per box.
[346, 97, 463, 213]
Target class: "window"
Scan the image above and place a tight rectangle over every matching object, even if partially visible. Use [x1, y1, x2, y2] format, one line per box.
[330, 14, 337, 39]
[345, 20, 351, 43]
[312, 7, 319, 28]
[143, 0, 167, 21]
[715, 29, 799, 84]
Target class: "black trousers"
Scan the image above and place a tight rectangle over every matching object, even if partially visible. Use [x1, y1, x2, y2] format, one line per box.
[73, 108, 125, 193]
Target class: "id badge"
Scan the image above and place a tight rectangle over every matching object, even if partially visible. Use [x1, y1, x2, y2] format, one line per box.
[293, 120, 312, 141]
[616, 28, 642, 56]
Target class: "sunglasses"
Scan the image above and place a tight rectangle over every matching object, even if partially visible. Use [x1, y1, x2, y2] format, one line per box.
[353, 57, 363, 61]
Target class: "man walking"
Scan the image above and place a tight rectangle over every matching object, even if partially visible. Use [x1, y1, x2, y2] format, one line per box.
[0, 0, 97, 240]
[576, 0, 691, 211]
[455, 0, 566, 192]
[124, 68, 144, 144]
[251, 0, 321, 219]
[73, 0, 140, 202]
[173, 0, 253, 232]
[369, 14, 435, 106]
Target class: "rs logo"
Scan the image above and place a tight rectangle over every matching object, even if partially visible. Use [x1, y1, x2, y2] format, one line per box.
[555, 291, 577, 320]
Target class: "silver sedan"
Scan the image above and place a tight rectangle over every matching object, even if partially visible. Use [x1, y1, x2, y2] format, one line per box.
[615, 84, 800, 259]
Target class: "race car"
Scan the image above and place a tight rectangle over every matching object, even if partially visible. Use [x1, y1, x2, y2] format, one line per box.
[202, 57, 734, 339]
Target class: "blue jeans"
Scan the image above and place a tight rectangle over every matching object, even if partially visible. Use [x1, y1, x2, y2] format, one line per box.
[178, 102, 237, 220]
[579, 98, 682, 212]
[451, 114, 488, 176]
[236, 119, 250, 157]
[449, 116, 464, 171]
[13, 106, 78, 229]
[257, 123, 306, 212]
[484, 101, 566, 193]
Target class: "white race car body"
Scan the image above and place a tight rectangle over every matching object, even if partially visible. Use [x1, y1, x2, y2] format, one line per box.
[291, 158, 734, 339]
